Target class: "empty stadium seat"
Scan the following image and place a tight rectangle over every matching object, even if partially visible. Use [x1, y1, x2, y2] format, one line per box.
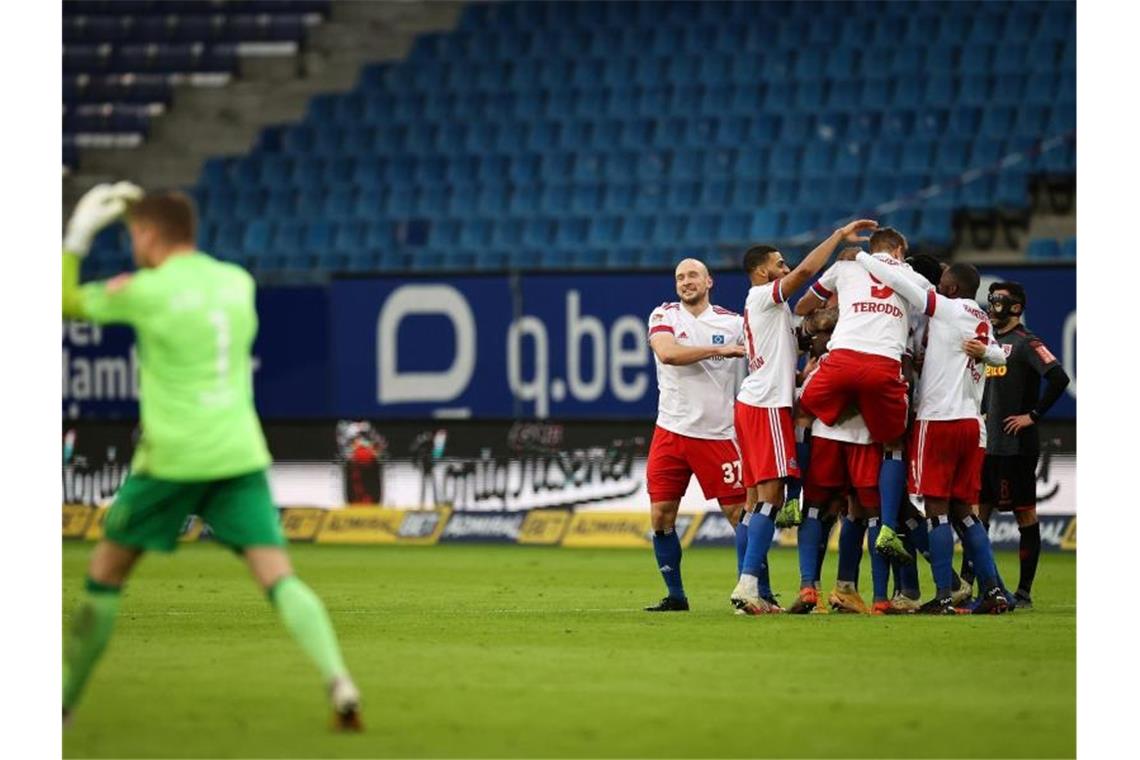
[147, 0, 1075, 276]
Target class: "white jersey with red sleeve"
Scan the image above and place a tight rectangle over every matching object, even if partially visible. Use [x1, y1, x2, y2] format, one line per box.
[916, 295, 999, 423]
[852, 252, 1003, 423]
[736, 279, 798, 409]
[808, 257, 930, 360]
[648, 301, 745, 440]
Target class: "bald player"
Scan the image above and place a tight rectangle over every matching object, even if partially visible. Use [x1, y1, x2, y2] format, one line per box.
[644, 259, 747, 611]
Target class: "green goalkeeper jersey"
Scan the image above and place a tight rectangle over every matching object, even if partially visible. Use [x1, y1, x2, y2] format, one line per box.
[63, 251, 271, 480]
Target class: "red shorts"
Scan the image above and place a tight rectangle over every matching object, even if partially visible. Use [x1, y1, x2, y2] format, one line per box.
[909, 418, 985, 503]
[798, 348, 909, 444]
[733, 403, 800, 487]
[803, 437, 883, 507]
[646, 426, 746, 505]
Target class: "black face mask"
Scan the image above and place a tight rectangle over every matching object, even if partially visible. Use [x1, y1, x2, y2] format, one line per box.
[988, 293, 1022, 326]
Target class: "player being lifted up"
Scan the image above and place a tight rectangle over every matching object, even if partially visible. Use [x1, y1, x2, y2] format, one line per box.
[729, 219, 879, 615]
[794, 228, 932, 604]
[853, 253, 1010, 614]
[644, 259, 747, 611]
[61, 184, 363, 728]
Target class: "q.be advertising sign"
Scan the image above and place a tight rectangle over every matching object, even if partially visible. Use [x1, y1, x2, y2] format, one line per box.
[329, 266, 1075, 420]
[330, 274, 665, 418]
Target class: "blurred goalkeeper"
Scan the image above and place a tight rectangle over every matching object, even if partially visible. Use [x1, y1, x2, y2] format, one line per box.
[61, 184, 362, 730]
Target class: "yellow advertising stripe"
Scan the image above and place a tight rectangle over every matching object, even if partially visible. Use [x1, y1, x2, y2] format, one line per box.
[280, 507, 327, 542]
[1060, 516, 1076, 551]
[519, 509, 571, 545]
[63, 504, 94, 539]
[85, 507, 109, 541]
[316, 507, 404, 544]
[562, 512, 652, 549]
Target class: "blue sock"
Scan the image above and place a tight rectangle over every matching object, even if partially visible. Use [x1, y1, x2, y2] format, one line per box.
[928, 516, 954, 596]
[741, 504, 777, 583]
[959, 516, 1000, 589]
[652, 529, 685, 599]
[905, 515, 931, 561]
[817, 513, 836, 583]
[734, 521, 749, 576]
[867, 517, 890, 602]
[837, 515, 865, 584]
[879, 451, 906, 530]
[896, 531, 921, 595]
[784, 433, 811, 504]
[797, 506, 823, 586]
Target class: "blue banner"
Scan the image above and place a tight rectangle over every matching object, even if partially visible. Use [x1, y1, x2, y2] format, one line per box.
[329, 266, 1075, 419]
[63, 265, 1075, 421]
[63, 285, 331, 420]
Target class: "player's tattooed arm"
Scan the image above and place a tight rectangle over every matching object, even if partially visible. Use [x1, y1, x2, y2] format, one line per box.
[649, 333, 745, 366]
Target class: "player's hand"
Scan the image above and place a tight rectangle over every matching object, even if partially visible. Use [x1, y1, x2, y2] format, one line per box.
[1003, 414, 1035, 435]
[718, 344, 746, 358]
[837, 219, 878, 244]
[837, 246, 862, 261]
[962, 339, 988, 359]
[802, 355, 820, 378]
[64, 181, 144, 257]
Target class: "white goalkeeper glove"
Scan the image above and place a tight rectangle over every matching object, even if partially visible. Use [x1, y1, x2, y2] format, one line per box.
[63, 181, 144, 257]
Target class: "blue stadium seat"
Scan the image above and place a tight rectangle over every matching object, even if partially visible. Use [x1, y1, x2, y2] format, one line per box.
[1014, 105, 1049, 138]
[1061, 237, 1076, 260]
[995, 172, 1030, 209]
[1027, 239, 1060, 261]
[801, 143, 835, 178]
[256, 186, 292, 218]
[980, 106, 1016, 139]
[901, 142, 934, 174]
[915, 208, 954, 247]
[960, 177, 996, 209]
[588, 217, 621, 248]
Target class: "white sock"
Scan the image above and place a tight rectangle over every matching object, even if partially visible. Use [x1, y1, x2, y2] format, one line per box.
[737, 574, 759, 597]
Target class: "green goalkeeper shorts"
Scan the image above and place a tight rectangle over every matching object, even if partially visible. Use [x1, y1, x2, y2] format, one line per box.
[104, 469, 285, 553]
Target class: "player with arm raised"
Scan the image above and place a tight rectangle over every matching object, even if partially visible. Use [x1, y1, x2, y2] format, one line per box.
[729, 220, 878, 615]
[61, 184, 363, 728]
[643, 259, 747, 611]
[794, 228, 931, 570]
[854, 254, 1010, 614]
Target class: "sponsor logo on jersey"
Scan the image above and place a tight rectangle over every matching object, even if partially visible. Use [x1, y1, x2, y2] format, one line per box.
[712, 334, 725, 345]
[852, 301, 905, 317]
[651, 313, 664, 323]
[985, 365, 1008, 378]
[1002, 344, 1013, 357]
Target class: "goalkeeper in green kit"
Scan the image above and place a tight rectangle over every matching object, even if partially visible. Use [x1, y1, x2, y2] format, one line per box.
[61, 183, 363, 730]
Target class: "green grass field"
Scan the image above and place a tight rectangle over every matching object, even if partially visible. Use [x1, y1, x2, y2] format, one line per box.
[62, 542, 1075, 759]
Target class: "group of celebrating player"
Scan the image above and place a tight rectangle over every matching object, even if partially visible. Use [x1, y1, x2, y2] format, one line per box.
[643, 219, 1070, 615]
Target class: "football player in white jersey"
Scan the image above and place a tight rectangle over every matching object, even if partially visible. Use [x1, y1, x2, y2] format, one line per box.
[854, 254, 1010, 614]
[795, 228, 932, 571]
[728, 219, 878, 615]
[643, 259, 747, 611]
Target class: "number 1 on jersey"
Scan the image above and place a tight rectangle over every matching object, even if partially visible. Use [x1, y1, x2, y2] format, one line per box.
[208, 309, 231, 380]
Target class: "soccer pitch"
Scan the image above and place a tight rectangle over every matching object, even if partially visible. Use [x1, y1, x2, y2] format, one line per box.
[63, 542, 1075, 759]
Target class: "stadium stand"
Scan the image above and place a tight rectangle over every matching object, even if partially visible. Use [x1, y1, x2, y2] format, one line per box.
[63, 0, 331, 173]
[71, 0, 1076, 279]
